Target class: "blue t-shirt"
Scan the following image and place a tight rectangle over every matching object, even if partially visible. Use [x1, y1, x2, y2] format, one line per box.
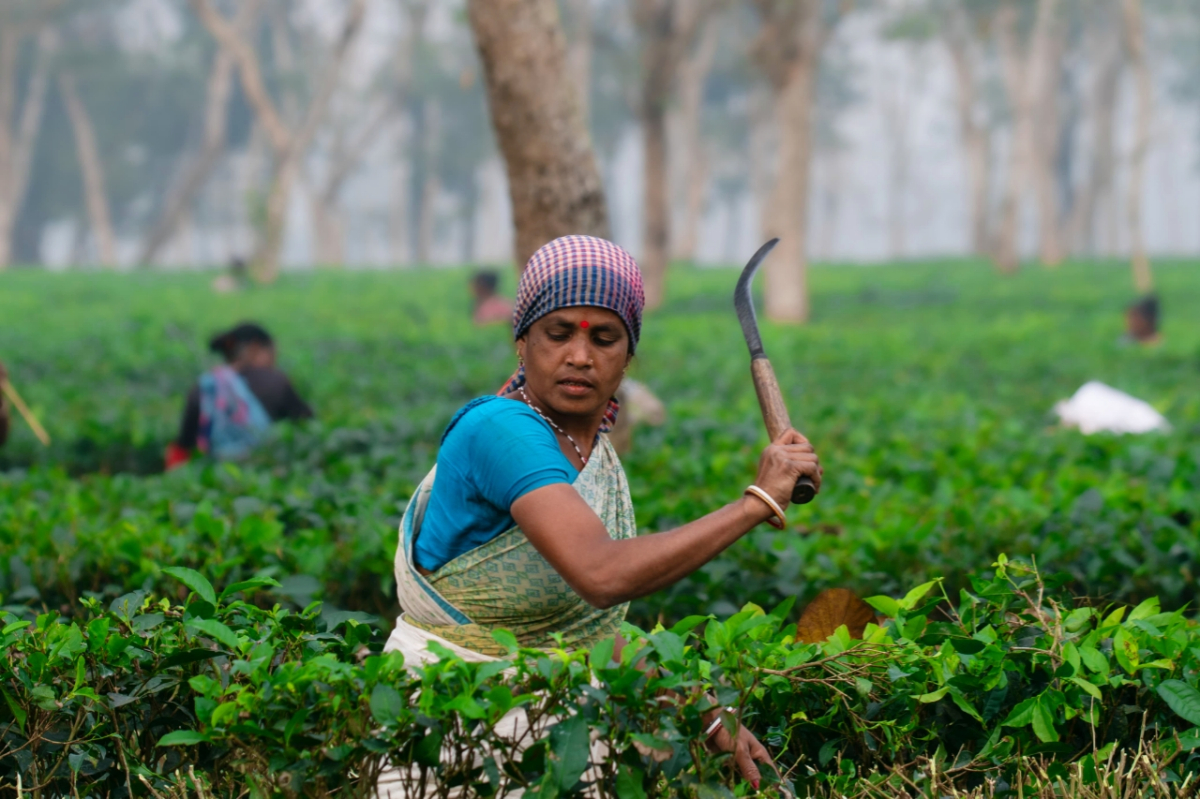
[414, 396, 579, 571]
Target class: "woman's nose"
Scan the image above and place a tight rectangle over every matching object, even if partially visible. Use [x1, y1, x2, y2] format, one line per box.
[565, 335, 591, 366]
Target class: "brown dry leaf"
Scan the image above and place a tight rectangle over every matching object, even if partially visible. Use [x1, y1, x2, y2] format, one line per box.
[795, 588, 876, 644]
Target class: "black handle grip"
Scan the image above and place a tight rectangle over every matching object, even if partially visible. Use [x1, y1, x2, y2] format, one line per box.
[792, 476, 817, 505]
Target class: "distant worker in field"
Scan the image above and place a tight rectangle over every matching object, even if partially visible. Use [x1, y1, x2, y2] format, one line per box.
[165, 322, 314, 469]
[212, 256, 251, 294]
[470, 270, 513, 325]
[1125, 294, 1160, 344]
[381, 236, 822, 793]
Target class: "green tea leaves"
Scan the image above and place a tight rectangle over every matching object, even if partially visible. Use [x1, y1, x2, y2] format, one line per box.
[1158, 681, 1200, 726]
[162, 567, 217, 606]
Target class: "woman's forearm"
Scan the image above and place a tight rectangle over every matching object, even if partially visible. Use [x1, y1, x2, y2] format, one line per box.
[514, 483, 783, 609]
[587, 496, 772, 607]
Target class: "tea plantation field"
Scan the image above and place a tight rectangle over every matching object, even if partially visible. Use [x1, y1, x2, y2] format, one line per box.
[2, 259, 1200, 795]
[2, 259, 1197, 624]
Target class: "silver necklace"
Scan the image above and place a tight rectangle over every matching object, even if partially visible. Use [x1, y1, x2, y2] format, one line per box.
[519, 386, 591, 466]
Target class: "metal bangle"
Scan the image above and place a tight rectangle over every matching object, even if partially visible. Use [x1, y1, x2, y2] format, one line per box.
[744, 485, 786, 529]
[705, 706, 738, 739]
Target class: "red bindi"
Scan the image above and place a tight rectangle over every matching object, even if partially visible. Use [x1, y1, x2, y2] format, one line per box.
[580, 320, 589, 329]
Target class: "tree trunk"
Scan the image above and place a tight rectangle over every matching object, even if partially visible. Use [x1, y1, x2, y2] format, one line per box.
[763, 52, 819, 322]
[461, 168, 480, 263]
[0, 26, 54, 269]
[311, 187, 344, 265]
[564, 0, 593, 128]
[752, 0, 830, 323]
[945, 28, 991, 257]
[671, 17, 718, 263]
[256, 152, 299, 278]
[1121, 0, 1153, 293]
[189, 0, 366, 282]
[882, 71, 910, 261]
[634, 0, 714, 307]
[1032, 26, 1065, 267]
[641, 102, 670, 307]
[637, 0, 673, 309]
[993, 5, 1026, 274]
[268, 1, 301, 124]
[467, 0, 609, 271]
[1067, 24, 1122, 255]
[59, 71, 117, 267]
[312, 101, 397, 267]
[390, 146, 411, 266]
[139, 4, 256, 266]
[386, 0, 427, 267]
[994, 0, 1061, 273]
[416, 98, 441, 265]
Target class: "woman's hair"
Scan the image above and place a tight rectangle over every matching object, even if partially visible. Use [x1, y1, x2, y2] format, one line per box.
[1130, 294, 1159, 326]
[472, 271, 499, 293]
[208, 322, 273, 362]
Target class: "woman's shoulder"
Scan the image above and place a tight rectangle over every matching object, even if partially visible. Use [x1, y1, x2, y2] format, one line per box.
[442, 395, 544, 443]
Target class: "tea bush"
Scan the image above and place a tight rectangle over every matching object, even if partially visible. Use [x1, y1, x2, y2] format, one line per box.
[2, 261, 1200, 794]
[5, 560, 1200, 796]
[2, 261, 1198, 624]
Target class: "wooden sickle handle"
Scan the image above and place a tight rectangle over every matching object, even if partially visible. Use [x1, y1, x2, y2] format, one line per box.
[750, 358, 816, 505]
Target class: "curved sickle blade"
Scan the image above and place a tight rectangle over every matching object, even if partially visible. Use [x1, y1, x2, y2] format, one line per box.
[733, 238, 780, 360]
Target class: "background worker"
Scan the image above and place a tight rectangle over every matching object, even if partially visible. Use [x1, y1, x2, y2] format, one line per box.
[166, 322, 314, 468]
[470, 270, 514, 325]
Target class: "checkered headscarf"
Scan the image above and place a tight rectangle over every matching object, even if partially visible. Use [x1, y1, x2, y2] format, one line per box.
[498, 235, 645, 432]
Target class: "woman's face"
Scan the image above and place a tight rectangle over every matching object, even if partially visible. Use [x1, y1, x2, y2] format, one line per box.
[237, 342, 276, 369]
[517, 306, 631, 420]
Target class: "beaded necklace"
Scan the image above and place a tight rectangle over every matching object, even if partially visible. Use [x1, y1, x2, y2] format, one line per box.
[519, 386, 594, 466]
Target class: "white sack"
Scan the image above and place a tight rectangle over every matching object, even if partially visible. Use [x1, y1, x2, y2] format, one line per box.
[1053, 381, 1170, 435]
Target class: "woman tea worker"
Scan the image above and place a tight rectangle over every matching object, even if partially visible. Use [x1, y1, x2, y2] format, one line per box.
[387, 236, 822, 785]
[166, 322, 313, 468]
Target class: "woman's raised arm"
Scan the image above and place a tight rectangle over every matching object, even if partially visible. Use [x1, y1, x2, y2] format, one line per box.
[511, 428, 821, 608]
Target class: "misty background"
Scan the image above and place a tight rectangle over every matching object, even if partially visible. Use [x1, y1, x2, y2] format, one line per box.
[2, 0, 1198, 272]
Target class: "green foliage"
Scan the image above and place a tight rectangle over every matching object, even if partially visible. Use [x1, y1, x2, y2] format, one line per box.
[4, 263, 1198, 627]
[4, 561, 1200, 795]
[2, 261, 1200, 792]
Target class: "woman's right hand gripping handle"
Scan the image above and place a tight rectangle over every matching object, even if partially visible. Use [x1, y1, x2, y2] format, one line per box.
[746, 429, 822, 522]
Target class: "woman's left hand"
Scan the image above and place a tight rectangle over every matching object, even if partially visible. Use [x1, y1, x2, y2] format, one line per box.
[705, 719, 774, 790]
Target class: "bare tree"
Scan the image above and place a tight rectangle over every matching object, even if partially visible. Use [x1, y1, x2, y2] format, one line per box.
[1031, 23, 1066, 267]
[189, 0, 367, 283]
[1066, 11, 1123, 256]
[388, 0, 429, 266]
[942, 7, 993, 258]
[1121, 0, 1154, 293]
[467, 0, 609, 271]
[633, 0, 719, 307]
[415, 98, 442, 265]
[59, 70, 117, 267]
[880, 53, 913, 260]
[0, 25, 54, 269]
[670, 15, 719, 263]
[994, 0, 1061, 273]
[138, 4, 258, 266]
[752, 0, 844, 323]
[563, 0, 595, 127]
[310, 1, 426, 267]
